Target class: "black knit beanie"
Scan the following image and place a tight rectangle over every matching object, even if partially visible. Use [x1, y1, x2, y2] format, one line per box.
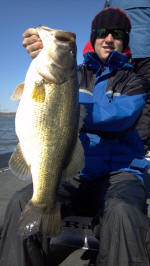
[90, 7, 131, 49]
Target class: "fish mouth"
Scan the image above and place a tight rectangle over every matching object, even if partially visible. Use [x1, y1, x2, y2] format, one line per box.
[35, 26, 76, 83]
[55, 32, 76, 44]
[38, 25, 76, 43]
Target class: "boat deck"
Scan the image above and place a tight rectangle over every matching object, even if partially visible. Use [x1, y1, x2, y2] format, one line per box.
[0, 153, 95, 265]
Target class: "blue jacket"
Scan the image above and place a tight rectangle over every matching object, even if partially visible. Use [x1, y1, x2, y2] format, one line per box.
[79, 51, 150, 182]
[105, 0, 150, 58]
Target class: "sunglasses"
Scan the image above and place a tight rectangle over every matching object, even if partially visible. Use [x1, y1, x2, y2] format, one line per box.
[94, 29, 125, 39]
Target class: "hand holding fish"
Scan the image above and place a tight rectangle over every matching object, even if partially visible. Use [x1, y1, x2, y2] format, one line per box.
[22, 28, 43, 58]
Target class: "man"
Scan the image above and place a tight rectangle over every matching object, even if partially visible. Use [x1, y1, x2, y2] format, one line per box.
[104, 0, 150, 158]
[0, 7, 150, 266]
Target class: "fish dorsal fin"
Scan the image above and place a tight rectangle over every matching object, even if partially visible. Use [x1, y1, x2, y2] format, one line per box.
[9, 143, 32, 181]
[62, 104, 86, 178]
[62, 137, 85, 179]
[11, 82, 25, 100]
[79, 104, 87, 129]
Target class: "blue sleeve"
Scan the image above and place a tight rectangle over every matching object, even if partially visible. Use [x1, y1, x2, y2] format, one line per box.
[80, 92, 147, 132]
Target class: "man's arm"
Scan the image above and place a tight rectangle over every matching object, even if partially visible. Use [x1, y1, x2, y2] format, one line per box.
[80, 72, 148, 133]
[22, 28, 43, 58]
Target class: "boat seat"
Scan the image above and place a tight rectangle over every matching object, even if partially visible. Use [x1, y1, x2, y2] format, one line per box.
[50, 216, 99, 251]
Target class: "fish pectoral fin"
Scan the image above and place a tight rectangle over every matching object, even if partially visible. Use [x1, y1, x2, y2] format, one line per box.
[11, 82, 25, 100]
[31, 83, 45, 103]
[62, 137, 85, 179]
[9, 143, 32, 180]
[18, 201, 62, 238]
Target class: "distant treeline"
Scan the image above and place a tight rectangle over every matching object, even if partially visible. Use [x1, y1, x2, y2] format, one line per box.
[0, 112, 16, 117]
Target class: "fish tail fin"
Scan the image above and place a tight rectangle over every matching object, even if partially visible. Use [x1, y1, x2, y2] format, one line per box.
[41, 202, 62, 236]
[18, 201, 62, 238]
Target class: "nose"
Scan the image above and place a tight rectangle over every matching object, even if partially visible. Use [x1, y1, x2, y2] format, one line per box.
[105, 33, 114, 42]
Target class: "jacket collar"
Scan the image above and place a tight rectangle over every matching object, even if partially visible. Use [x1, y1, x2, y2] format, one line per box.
[83, 50, 133, 74]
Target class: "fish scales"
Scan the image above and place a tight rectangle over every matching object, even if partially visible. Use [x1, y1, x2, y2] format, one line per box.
[31, 81, 79, 204]
[9, 26, 84, 237]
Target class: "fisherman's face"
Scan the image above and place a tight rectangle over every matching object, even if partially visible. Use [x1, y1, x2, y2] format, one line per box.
[94, 32, 123, 63]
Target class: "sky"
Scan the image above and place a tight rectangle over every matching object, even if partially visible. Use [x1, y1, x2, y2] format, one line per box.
[0, 0, 105, 112]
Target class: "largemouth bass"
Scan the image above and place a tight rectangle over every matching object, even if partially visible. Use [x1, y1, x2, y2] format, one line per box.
[10, 26, 85, 237]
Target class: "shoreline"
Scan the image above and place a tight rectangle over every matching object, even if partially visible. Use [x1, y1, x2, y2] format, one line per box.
[0, 112, 16, 117]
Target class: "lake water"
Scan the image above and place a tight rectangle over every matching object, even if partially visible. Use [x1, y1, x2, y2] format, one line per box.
[0, 116, 18, 154]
